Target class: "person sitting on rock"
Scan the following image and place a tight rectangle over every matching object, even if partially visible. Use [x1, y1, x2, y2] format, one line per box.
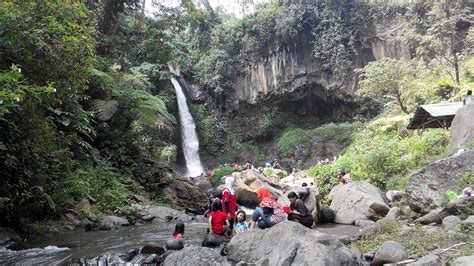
[287, 192, 313, 228]
[233, 210, 249, 234]
[166, 223, 185, 250]
[463, 90, 473, 105]
[209, 199, 230, 236]
[339, 170, 352, 184]
[272, 159, 281, 169]
[249, 187, 285, 229]
[222, 176, 237, 235]
[298, 182, 310, 202]
[244, 161, 253, 170]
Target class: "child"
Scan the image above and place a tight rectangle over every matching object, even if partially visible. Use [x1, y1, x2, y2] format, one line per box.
[166, 223, 185, 250]
[171, 223, 185, 240]
[208, 199, 230, 235]
[234, 210, 248, 234]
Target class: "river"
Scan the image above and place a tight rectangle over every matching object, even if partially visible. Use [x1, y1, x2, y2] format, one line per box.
[0, 222, 208, 265]
[0, 221, 362, 265]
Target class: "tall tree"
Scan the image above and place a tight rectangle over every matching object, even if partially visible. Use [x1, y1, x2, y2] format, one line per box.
[416, 0, 473, 85]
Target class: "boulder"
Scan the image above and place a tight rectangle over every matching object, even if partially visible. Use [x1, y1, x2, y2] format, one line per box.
[415, 199, 468, 225]
[99, 216, 130, 230]
[201, 232, 229, 247]
[141, 244, 165, 255]
[407, 254, 440, 265]
[226, 221, 356, 265]
[148, 206, 193, 223]
[447, 103, 474, 153]
[329, 181, 390, 224]
[317, 206, 335, 223]
[405, 149, 474, 214]
[452, 255, 474, 266]
[386, 190, 404, 202]
[166, 239, 184, 250]
[385, 207, 401, 220]
[328, 184, 344, 202]
[75, 198, 92, 216]
[372, 240, 408, 265]
[442, 215, 462, 231]
[138, 166, 208, 212]
[0, 226, 19, 245]
[354, 220, 375, 227]
[461, 215, 474, 226]
[163, 246, 227, 265]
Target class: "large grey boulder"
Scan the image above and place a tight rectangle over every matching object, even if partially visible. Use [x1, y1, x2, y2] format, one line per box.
[163, 246, 227, 266]
[415, 199, 468, 225]
[148, 206, 193, 223]
[372, 240, 408, 265]
[442, 215, 462, 231]
[226, 221, 356, 265]
[461, 215, 474, 226]
[385, 207, 401, 220]
[329, 181, 390, 224]
[407, 254, 440, 266]
[448, 103, 474, 153]
[100, 216, 130, 230]
[452, 255, 474, 266]
[405, 149, 474, 214]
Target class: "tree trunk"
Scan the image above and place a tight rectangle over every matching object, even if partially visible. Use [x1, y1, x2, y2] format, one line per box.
[445, 0, 460, 85]
[396, 93, 409, 114]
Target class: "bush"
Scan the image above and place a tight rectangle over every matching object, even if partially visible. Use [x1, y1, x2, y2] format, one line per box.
[308, 115, 449, 195]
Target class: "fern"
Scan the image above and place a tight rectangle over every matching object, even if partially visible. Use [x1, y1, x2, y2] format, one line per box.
[90, 99, 118, 121]
[127, 90, 176, 126]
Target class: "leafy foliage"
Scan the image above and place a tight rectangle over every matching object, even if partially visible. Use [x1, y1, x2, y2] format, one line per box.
[308, 115, 449, 196]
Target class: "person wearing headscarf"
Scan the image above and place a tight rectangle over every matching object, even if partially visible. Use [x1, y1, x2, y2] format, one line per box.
[250, 187, 285, 229]
[222, 176, 237, 235]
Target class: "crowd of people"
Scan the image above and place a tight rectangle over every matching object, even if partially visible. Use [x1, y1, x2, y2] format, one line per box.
[201, 159, 283, 178]
[173, 159, 356, 249]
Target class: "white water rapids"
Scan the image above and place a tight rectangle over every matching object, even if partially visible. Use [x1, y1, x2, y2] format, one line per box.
[171, 77, 204, 177]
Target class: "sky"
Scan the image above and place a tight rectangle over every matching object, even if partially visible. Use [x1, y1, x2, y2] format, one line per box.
[145, 0, 270, 18]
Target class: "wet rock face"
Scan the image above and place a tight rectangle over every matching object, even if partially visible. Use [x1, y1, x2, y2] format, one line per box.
[138, 166, 208, 212]
[405, 149, 474, 214]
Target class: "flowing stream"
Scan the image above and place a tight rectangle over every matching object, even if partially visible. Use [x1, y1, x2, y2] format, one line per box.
[171, 77, 204, 177]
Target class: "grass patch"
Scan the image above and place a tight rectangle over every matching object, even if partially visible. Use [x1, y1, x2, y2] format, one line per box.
[276, 126, 310, 154]
[353, 219, 448, 256]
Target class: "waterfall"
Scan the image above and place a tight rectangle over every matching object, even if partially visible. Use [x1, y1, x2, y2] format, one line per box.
[171, 77, 204, 177]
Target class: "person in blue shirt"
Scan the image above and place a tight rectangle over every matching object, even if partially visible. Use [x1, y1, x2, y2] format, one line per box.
[234, 210, 249, 234]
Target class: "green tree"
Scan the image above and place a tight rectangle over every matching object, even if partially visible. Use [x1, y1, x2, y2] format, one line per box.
[415, 0, 473, 85]
[356, 59, 424, 114]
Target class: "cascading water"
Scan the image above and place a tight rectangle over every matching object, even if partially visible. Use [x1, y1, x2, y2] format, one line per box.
[171, 77, 204, 177]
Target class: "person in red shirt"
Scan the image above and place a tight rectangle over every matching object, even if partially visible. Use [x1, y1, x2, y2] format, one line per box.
[222, 176, 237, 235]
[208, 199, 230, 235]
